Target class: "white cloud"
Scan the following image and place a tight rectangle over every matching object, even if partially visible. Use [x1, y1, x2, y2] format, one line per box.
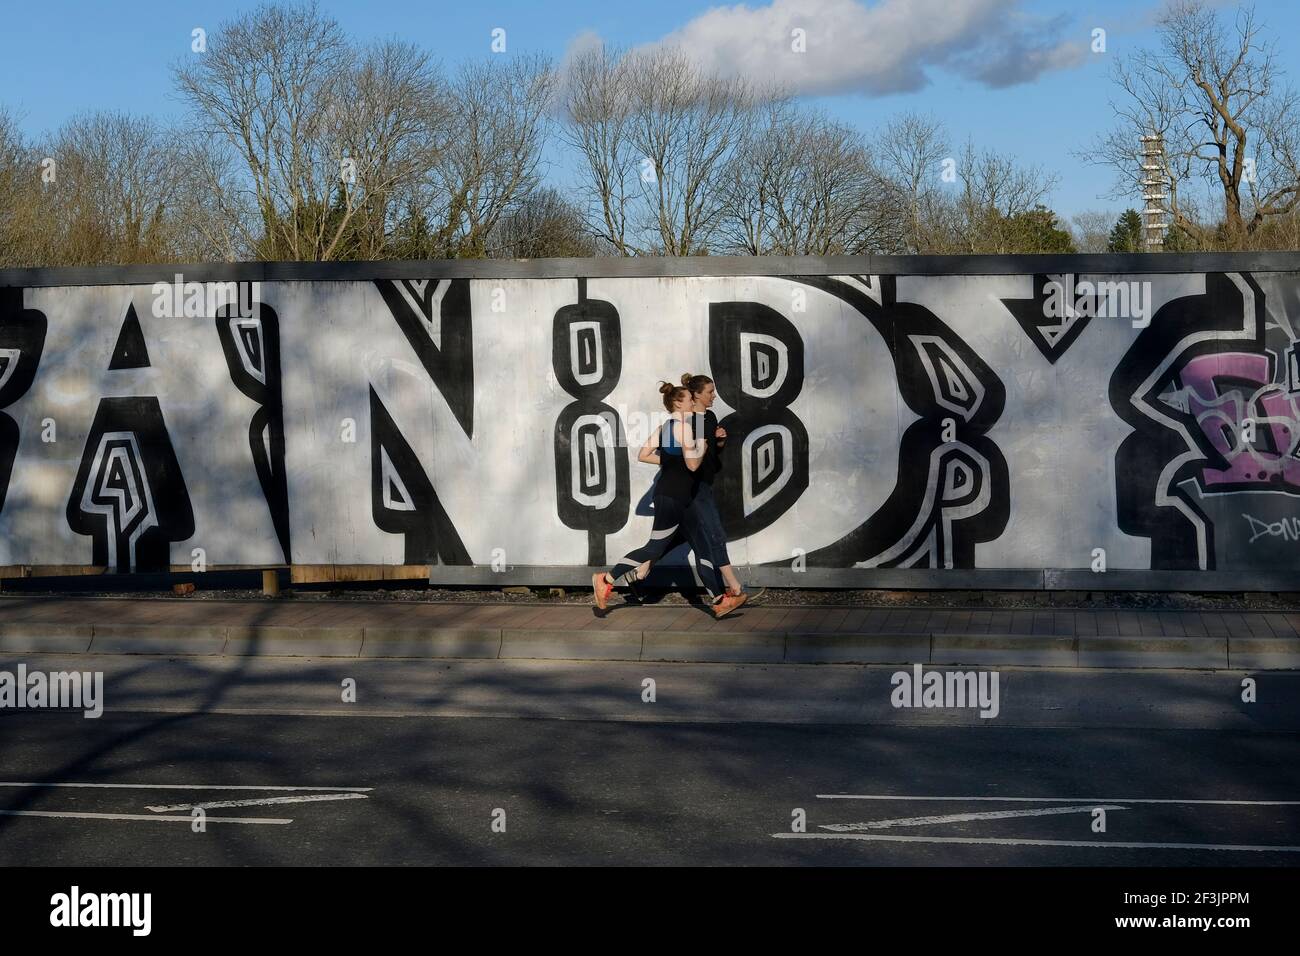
[629, 0, 1089, 96]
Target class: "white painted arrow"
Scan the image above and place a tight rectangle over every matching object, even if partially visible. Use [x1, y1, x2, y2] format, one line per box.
[0, 810, 290, 824]
[146, 793, 368, 813]
[820, 804, 1126, 832]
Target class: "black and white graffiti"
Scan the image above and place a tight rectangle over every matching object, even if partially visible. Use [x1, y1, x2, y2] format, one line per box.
[0, 288, 45, 515]
[708, 299, 810, 539]
[66, 397, 194, 573]
[0, 268, 1295, 577]
[552, 278, 630, 566]
[789, 275, 1010, 569]
[216, 294, 291, 563]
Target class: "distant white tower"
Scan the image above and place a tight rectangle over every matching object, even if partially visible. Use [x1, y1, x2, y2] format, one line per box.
[1139, 134, 1170, 251]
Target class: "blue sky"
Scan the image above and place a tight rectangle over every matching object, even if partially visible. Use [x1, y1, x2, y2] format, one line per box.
[2, 0, 1297, 222]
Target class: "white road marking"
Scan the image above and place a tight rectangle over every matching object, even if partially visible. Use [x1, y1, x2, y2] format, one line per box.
[820, 805, 1125, 831]
[146, 793, 368, 813]
[817, 794, 1300, 805]
[773, 833, 1300, 851]
[0, 782, 371, 792]
[0, 810, 290, 824]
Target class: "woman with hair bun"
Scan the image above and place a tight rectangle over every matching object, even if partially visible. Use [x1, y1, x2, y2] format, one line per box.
[632, 372, 761, 608]
[592, 380, 747, 618]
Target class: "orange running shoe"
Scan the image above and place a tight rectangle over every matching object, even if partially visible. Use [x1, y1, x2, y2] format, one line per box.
[592, 572, 614, 610]
[711, 591, 748, 619]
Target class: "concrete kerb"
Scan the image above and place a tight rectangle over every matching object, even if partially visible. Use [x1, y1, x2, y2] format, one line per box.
[0, 623, 93, 654]
[0, 621, 1293, 669]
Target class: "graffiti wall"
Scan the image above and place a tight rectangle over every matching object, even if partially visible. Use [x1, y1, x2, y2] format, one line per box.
[1, 265, 1298, 583]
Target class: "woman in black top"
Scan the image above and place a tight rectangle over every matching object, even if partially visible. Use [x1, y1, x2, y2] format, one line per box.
[633, 373, 760, 611]
[593, 382, 744, 618]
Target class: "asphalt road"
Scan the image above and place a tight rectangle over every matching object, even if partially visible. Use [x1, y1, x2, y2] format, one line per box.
[0, 655, 1297, 865]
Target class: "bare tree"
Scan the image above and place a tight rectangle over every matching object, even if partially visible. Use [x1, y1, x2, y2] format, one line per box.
[624, 46, 755, 255]
[173, 1, 352, 260]
[878, 112, 949, 254]
[720, 100, 903, 255]
[175, 3, 549, 262]
[941, 140, 1058, 254]
[426, 54, 556, 258]
[326, 40, 451, 260]
[1070, 210, 1116, 253]
[31, 111, 214, 265]
[0, 106, 45, 266]
[562, 45, 755, 255]
[486, 187, 597, 258]
[717, 96, 795, 256]
[1088, 1, 1300, 247]
[561, 43, 637, 255]
[171, 138, 257, 261]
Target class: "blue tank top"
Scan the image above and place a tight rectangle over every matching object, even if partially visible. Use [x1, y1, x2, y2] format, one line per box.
[657, 418, 696, 502]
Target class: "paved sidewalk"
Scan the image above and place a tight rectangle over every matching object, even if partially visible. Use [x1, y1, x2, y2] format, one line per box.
[0, 595, 1297, 668]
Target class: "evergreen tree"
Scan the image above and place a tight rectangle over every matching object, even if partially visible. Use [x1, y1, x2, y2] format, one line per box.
[1107, 209, 1144, 252]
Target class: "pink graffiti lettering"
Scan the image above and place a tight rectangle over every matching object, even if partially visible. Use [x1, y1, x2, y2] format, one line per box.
[1180, 352, 1300, 489]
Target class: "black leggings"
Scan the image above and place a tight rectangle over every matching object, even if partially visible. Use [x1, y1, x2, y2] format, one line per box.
[608, 494, 726, 598]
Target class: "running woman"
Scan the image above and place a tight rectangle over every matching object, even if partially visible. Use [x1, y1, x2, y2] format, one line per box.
[592, 382, 748, 618]
[634, 373, 764, 606]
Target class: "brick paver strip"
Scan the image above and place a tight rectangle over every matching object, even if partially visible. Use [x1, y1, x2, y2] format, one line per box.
[621, 607, 661, 630]
[946, 609, 972, 633]
[1217, 613, 1247, 638]
[428, 604, 480, 625]
[1227, 611, 1257, 636]
[418, 606, 488, 629]
[472, 604, 527, 627]
[813, 608, 851, 633]
[903, 609, 930, 632]
[878, 608, 906, 633]
[724, 607, 760, 631]
[577, 605, 629, 629]
[924, 609, 952, 632]
[1267, 613, 1300, 639]
[781, 607, 819, 632]
[319, 605, 388, 627]
[655, 607, 704, 632]
[753, 607, 797, 632]
[743, 606, 780, 630]
[135, 603, 175, 624]
[681, 605, 723, 632]
[0, 598, 1296, 665]
[1201, 612, 1230, 638]
[1247, 614, 1277, 638]
[536, 606, 595, 630]
[1158, 612, 1185, 638]
[502, 605, 562, 629]
[862, 608, 891, 631]
[836, 608, 872, 632]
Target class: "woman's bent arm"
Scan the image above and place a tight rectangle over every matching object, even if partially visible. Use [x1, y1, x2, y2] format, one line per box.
[637, 431, 660, 465]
